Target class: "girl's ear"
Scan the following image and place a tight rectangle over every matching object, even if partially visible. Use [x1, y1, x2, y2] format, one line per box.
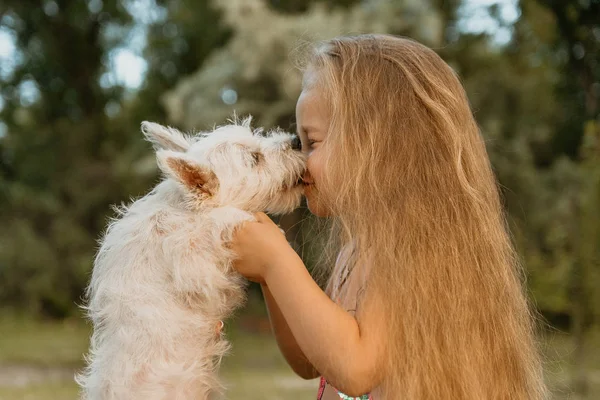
[156, 150, 218, 196]
[141, 121, 192, 152]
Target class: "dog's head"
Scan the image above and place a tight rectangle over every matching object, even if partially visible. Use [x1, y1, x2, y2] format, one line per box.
[141, 117, 306, 214]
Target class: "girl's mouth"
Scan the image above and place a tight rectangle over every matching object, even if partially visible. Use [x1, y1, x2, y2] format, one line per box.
[302, 176, 314, 186]
[283, 175, 306, 191]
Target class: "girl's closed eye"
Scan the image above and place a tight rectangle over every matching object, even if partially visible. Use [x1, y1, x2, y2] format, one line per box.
[308, 138, 320, 148]
[301, 137, 318, 152]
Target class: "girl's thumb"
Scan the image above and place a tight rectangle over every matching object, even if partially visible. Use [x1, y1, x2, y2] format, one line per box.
[254, 212, 270, 223]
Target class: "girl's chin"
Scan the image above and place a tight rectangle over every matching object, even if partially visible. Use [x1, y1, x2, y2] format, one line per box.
[304, 184, 331, 217]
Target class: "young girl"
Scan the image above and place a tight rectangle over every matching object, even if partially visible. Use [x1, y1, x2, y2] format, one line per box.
[230, 34, 547, 399]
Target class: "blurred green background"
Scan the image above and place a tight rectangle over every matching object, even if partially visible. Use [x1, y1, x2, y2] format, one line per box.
[0, 0, 599, 399]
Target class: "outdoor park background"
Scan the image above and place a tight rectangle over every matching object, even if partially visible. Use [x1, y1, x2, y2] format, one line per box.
[0, 0, 599, 399]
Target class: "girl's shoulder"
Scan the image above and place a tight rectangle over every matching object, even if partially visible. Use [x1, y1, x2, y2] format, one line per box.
[330, 241, 370, 312]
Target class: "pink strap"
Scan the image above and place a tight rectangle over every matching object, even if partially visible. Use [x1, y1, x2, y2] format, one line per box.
[317, 376, 326, 400]
[317, 376, 373, 400]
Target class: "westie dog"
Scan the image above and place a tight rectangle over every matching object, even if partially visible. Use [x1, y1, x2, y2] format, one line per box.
[77, 117, 305, 400]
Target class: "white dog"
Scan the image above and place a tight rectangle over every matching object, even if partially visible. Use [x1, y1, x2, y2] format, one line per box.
[77, 117, 305, 400]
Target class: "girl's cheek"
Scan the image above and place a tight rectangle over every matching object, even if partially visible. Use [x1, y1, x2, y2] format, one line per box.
[306, 156, 318, 179]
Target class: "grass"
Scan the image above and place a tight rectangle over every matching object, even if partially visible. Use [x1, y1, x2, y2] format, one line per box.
[0, 314, 90, 367]
[0, 310, 317, 400]
[0, 382, 80, 400]
[0, 311, 598, 399]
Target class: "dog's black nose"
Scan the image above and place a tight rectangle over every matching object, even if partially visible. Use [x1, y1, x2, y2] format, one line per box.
[291, 135, 301, 151]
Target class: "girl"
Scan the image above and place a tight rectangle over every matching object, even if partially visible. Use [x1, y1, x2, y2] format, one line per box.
[230, 34, 547, 399]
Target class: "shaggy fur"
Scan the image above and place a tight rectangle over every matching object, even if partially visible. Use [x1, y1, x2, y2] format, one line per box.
[77, 118, 305, 400]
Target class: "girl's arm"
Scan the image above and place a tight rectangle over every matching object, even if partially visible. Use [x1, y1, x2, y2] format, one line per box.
[261, 283, 319, 379]
[263, 250, 387, 396]
[231, 213, 387, 396]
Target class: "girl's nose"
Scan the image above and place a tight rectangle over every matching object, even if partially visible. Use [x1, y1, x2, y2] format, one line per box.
[291, 135, 301, 151]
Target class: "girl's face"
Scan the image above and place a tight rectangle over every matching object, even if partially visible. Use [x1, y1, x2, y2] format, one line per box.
[295, 84, 331, 217]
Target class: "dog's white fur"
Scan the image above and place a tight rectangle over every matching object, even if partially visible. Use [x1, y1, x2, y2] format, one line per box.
[77, 117, 305, 400]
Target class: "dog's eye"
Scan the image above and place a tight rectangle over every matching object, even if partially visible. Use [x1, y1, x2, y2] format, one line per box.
[251, 152, 263, 166]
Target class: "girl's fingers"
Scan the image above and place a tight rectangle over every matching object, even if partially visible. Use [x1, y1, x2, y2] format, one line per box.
[254, 212, 279, 228]
[254, 212, 270, 223]
[254, 212, 285, 234]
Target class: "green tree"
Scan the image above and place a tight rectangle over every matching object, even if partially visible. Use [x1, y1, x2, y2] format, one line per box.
[529, 1, 600, 395]
[440, 1, 599, 394]
[0, 0, 232, 317]
[0, 0, 136, 317]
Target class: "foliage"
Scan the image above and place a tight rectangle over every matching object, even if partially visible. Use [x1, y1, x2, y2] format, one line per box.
[0, 0, 598, 344]
[0, 0, 598, 396]
[0, 0, 230, 317]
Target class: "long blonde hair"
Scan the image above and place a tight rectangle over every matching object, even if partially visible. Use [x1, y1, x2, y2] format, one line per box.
[301, 34, 547, 399]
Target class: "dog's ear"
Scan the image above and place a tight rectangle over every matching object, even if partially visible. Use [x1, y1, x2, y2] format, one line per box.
[141, 121, 192, 152]
[156, 150, 218, 196]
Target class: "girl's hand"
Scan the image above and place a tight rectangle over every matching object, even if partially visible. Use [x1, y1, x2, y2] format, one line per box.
[230, 212, 294, 283]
